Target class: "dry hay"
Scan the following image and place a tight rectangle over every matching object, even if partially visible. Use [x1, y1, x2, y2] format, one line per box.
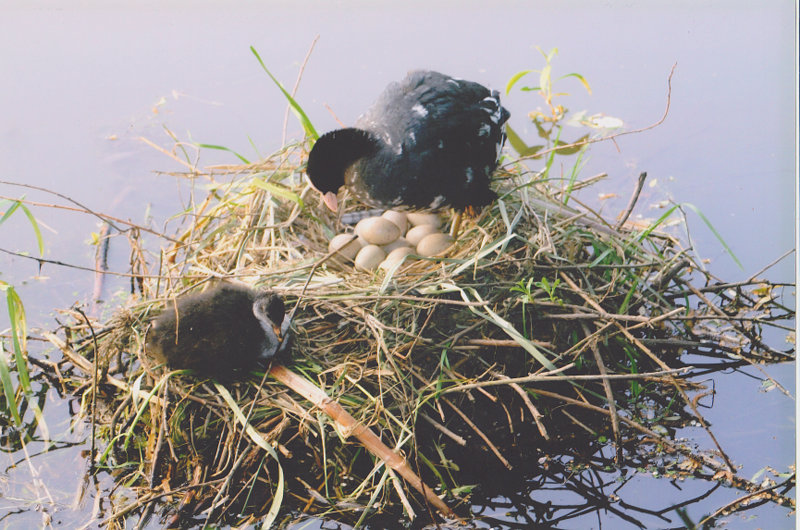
[47, 143, 795, 527]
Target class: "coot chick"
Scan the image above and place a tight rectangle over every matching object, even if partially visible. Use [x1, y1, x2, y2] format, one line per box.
[306, 70, 510, 216]
[146, 283, 291, 380]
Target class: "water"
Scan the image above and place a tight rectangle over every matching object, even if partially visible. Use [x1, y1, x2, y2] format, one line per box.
[1, 2, 795, 528]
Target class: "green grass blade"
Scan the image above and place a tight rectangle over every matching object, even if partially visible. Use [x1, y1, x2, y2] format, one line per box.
[635, 204, 680, 242]
[0, 198, 45, 256]
[196, 143, 251, 164]
[18, 203, 45, 257]
[681, 202, 744, 270]
[250, 46, 318, 141]
[444, 283, 557, 370]
[0, 198, 22, 226]
[5, 286, 31, 393]
[214, 382, 285, 526]
[0, 342, 23, 426]
[1, 283, 49, 440]
[251, 178, 304, 208]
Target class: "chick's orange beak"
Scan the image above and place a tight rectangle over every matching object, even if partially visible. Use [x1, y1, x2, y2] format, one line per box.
[322, 191, 339, 212]
[272, 323, 283, 342]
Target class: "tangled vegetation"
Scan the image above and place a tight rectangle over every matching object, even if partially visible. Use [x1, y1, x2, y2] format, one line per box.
[18, 51, 795, 527]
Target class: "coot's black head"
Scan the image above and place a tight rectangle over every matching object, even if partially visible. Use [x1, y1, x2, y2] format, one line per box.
[306, 128, 379, 211]
[252, 292, 285, 329]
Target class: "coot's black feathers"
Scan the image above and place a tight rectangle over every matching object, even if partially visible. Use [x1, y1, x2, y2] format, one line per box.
[306, 70, 510, 212]
[146, 283, 290, 380]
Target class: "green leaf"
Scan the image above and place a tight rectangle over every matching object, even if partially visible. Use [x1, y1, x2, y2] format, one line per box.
[6, 286, 30, 393]
[250, 46, 318, 141]
[0, 342, 23, 426]
[505, 124, 544, 158]
[539, 63, 552, 95]
[0, 198, 22, 226]
[552, 134, 589, 155]
[561, 72, 592, 95]
[505, 69, 534, 95]
[19, 203, 45, 257]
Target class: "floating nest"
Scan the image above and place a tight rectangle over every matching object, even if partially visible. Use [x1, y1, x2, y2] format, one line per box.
[46, 142, 795, 527]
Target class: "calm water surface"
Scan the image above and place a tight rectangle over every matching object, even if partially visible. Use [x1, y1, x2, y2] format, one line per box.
[1, 2, 795, 528]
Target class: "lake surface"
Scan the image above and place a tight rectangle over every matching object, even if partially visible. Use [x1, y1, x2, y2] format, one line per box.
[1, 2, 795, 528]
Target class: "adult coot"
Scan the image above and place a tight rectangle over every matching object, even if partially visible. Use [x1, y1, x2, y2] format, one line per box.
[306, 70, 510, 222]
[146, 283, 291, 380]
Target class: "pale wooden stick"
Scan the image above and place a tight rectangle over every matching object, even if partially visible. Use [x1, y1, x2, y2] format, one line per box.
[268, 364, 455, 518]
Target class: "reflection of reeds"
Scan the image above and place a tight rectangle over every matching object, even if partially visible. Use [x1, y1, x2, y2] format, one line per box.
[47, 143, 794, 527]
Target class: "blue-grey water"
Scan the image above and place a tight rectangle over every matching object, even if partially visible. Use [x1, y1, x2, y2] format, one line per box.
[1, 2, 795, 528]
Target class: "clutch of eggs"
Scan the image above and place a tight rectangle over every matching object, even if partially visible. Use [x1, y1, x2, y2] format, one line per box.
[328, 211, 454, 272]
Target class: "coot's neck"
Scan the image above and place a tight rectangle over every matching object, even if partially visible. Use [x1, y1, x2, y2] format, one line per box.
[306, 128, 380, 193]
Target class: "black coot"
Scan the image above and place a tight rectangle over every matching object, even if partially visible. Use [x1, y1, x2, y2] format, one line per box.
[306, 70, 510, 216]
[146, 283, 290, 380]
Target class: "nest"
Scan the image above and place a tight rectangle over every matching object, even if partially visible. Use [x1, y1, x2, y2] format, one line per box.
[47, 143, 795, 527]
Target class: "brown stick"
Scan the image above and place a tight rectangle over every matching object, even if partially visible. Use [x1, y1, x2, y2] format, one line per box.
[581, 322, 621, 463]
[268, 364, 455, 518]
[615, 172, 647, 230]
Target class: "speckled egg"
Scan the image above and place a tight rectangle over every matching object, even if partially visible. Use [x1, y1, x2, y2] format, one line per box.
[416, 233, 454, 257]
[355, 217, 402, 246]
[354, 244, 387, 272]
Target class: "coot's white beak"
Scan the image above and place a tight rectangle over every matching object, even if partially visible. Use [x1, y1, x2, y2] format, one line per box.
[322, 191, 339, 212]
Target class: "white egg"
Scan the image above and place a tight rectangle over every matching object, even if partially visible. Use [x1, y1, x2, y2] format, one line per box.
[380, 246, 415, 271]
[355, 216, 402, 245]
[354, 245, 387, 271]
[405, 224, 439, 246]
[381, 210, 408, 234]
[406, 212, 443, 229]
[328, 233, 360, 261]
[416, 233, 454, 257]
[382, 237, 411, 253]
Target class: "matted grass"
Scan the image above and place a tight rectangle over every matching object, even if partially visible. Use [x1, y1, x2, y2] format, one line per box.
[46, 141, 794, 527]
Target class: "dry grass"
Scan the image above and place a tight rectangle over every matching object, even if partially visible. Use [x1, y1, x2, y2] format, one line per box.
[46, 142, 795, 527]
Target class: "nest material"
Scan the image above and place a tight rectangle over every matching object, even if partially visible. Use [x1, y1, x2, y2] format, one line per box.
[49, 145, 795, 527]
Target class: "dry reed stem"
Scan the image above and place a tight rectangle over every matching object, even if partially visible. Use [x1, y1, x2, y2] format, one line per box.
[269, 363, 455, 517]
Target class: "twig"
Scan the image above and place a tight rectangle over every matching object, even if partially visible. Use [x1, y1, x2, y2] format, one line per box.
[697, 473, 796, 525]
[74, 308, 100, 470]
[440, 367, 690, 394]
[581, 321, 621, 463]
[419, 413, 466, 446]
[491, 373, 549, 439]
[268, 363, 456, 518]
[0, 189, 177, 242]
[507, 63, 676, 165]
[441, 397, 512, 471]
[0, 246, 171, 279]
[282, 35, 319, 148]
[615, 171, 647, 230]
